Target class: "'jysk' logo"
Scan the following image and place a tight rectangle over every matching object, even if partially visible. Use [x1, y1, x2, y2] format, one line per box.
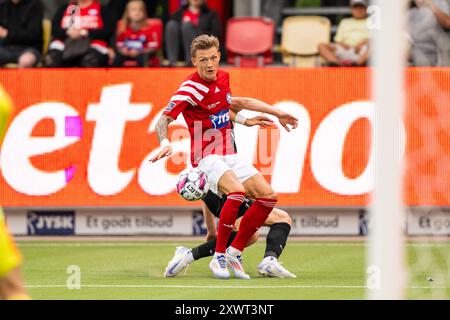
[27, 211, 75, 235]
[209, 109, 230, 129]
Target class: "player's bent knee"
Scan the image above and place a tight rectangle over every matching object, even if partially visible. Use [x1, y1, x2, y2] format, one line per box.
[286, 214, 292, 226]
[252, 188, 277, 201]
[262, 191, 277, 201]
[279, 210, 292, 226]
[268, 209, 292, 226]
[226, 187, 245, 195]
[224, 180, 245, 195]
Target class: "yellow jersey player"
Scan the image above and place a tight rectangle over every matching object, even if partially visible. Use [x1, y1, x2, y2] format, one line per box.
[0, 84, 29, 300]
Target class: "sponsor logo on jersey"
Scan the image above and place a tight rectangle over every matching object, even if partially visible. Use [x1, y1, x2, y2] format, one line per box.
[125, 40, 144, 50]
[88, 9, 98, 16]
[215, 87, 220, 93]
[209, 109, 230, 129]
[207, 101, 220, 109]
[226, 92, 232, 104]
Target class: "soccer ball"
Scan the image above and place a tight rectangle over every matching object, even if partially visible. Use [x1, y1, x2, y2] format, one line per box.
[176, 168, 209, 201]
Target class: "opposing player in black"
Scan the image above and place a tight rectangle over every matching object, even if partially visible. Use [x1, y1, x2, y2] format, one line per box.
[164, 190, 296, 278]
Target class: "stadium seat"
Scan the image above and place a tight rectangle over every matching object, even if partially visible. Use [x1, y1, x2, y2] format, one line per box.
[226, 17, 274, 67]
[281, 16, 331, 67]
[116, 18, 163, 67]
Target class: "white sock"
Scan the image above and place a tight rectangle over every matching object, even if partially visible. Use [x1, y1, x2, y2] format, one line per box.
[226, 246, 242, 257]
[214, 252, 225, 258]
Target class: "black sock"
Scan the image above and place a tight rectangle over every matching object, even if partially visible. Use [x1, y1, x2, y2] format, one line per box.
[264, 222, 291, 259]
[191, 231, 238, 260]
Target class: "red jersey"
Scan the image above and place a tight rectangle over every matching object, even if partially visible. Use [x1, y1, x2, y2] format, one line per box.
[163, 70, 236, 166]
[116, 23, 161, 51]
[60, 2, 103, 28]
[182, 8, 200, 26]
[52, 1, 107, 52]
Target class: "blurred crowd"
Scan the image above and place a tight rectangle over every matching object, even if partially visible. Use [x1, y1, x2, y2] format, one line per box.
[0, 0, 449, 68]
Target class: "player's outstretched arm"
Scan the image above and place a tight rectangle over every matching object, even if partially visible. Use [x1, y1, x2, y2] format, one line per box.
[150, 114, 175, 162]
[230, 109, 273, 127]
[230, 97, 298, 132]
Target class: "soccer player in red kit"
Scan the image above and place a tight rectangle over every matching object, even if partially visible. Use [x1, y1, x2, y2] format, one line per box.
[151, 35, 298, 279]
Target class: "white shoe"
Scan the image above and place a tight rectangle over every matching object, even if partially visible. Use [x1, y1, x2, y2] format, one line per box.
[164, 246, 192, 278]
[209, 254, 230, 279]
[225, 251, 251, 280]
[257, 256, 297, 278]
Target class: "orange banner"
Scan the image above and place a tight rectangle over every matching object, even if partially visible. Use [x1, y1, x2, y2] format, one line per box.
[0, 68, 449, 207]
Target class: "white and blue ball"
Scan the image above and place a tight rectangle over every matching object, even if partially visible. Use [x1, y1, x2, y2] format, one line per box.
[176, 168, 209, 201]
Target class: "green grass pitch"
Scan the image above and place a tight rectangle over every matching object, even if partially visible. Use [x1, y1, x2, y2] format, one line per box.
[17, 239, 449, 300]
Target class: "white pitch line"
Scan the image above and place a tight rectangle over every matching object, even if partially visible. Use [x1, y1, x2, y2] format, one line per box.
[410, 286, 450, 289]
[25, 284, 367, 289]
[24, 284, 450, 289]
[17, 242, 448, 248]
[16, 243, 161, 248]
[17, 242, 367, 248]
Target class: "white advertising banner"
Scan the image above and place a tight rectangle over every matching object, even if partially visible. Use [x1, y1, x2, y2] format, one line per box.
[75, 211, 193, 235]
[407, 209, 450, 236]
[291, 212, 360, 235]
[260, 211, 361, 236]
[6, 208, 449, 236]
[4, 210, 27, 235]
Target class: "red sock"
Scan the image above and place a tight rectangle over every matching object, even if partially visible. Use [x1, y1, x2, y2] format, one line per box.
[215, 192, 246, 253]
[231, 198, 277, 251]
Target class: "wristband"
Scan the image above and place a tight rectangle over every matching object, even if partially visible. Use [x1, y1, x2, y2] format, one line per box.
[234, 113, 247, 125]
[160, 139, 170, 148]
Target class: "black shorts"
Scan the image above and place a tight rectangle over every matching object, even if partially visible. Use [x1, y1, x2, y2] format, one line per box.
[202, 191, 253, 219]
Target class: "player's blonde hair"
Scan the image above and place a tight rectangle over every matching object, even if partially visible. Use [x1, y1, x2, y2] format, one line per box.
[190, 35, 220, 58]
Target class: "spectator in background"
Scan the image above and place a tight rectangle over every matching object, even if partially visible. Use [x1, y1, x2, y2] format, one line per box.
[409, 0, 450, 66]
[113, 0, 161, 67]
[165, 0, 221, 67]
[0, 0, 43, 68]
[108, 0, 167, 23]
[318, 0, 370, 66]
[44, 0, 113, 67]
